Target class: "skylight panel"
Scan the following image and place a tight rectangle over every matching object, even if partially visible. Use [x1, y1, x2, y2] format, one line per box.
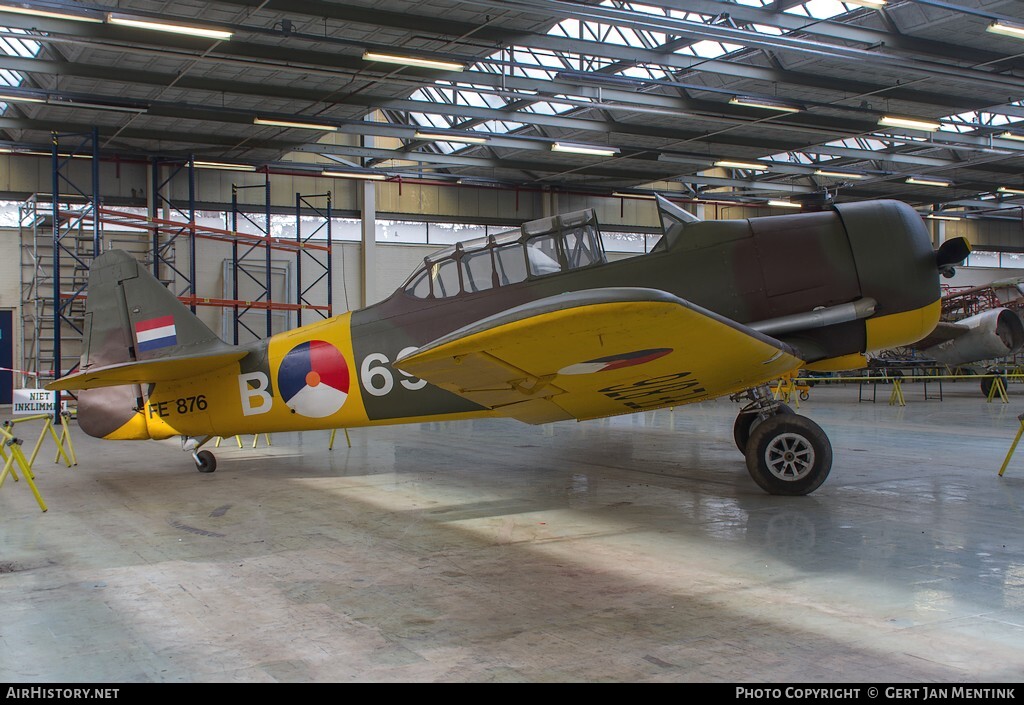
[939, 108, 1022, 134]
[678, 40, 743, 59]
[790, 1, 850, 19]
[399, 0, 874, 144]
[0, 26, 42, 113]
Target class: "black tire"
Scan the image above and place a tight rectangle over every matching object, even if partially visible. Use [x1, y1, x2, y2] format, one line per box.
[733, 403, 794, 453]
[745, 414, 832, 496]
[195, 450, 217, 473]
[981, 375, 1008, 398]
[799, 390, 810, 401]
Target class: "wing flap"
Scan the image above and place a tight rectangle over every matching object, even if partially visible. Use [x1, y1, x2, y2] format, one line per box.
[414, 349, 567, 408]
[46, 351, 246, 391]
[397, 288, 804, 423]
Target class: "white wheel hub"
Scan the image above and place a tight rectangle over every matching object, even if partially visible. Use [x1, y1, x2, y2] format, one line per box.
[763, 432, 815, 481]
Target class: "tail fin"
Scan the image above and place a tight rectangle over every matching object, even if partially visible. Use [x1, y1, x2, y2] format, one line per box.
[80, 249, 227, 368]
[51, 250, 238, 439]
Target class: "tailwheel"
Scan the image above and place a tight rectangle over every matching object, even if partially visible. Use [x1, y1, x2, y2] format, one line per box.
[733, 402, 793, 453]
[744, 414, 832, 496]
[194, 450, 217, 473]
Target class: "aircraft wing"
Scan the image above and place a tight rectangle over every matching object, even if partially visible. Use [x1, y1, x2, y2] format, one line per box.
[395, 287, 804, 424]
[47, 351, 246, 391]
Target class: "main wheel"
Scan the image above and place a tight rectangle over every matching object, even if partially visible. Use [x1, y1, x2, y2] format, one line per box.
[195, 450, 217, 473]
[733, 402, 794, 453]
[745, 414, 832, 496]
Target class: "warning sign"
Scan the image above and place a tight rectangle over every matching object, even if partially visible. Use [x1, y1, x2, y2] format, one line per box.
[12, 389, 66, 415]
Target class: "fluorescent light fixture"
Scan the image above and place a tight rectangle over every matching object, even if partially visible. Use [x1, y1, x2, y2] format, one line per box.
[551, 142, 620, 157]
[193, 161, 256, 172]
[767, 200, 801, 208]
[842, 0, 886, 7]
[814, 169, 864, 179]
[905, 176, 950, 187]
[997, 131, 1024, 142]
[998, 186, 1024, 195]
[0, 92, 45, 104]
[0, 3, 102, 22]
[362, 51, 463, 72]
[25, 150, 91, 159]
[926, 214, 961, 221]
[987, 20, 1024, 40]
[254, 117, 337, 131]
[413, 131, 489, 144]
[46, 96, 147, 113]
[107, 14, 233, 40]
[878, 115, 941, 132]
[611, 192, 657, 200]
[729, 96, 801, 113]
[714, 159, 768, 171]
[321, 170, 388, 181]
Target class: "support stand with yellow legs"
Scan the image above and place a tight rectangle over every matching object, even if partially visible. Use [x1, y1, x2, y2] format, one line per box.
[998, 412, 1024, 476]
[55, 412, 78, 466]
[986, 376, 1009, 404]
[4, 414, 76, 469]
[329, 428, 351, 450]
[0, 426, 48, 512]
[888, 377, 906, 407]
[213, 434, 270, 448]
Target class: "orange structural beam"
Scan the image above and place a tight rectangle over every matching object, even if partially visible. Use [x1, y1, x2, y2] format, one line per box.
[70, 207, 332, 253]
[178, 296, 330, 312]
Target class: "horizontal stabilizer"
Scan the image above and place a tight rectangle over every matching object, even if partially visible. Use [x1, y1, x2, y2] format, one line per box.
[47, 351, 245, 391]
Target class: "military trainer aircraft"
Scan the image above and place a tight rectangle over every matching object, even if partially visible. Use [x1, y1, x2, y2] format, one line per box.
[47, 196, 969, 495]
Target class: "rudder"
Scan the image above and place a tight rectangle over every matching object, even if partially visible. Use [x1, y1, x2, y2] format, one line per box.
[71, 250, 231, 439]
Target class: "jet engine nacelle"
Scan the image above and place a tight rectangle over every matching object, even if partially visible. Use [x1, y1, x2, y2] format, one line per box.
[924, 308, 1024, 365]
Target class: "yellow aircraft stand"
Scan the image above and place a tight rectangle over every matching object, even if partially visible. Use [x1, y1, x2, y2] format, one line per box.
[215, 434, 272, 448]
[0, 412, 78, 513]
[998, 412, 1024, 477]
[985, 375, 1009, 404]
[772, 374, 809, 408]
[328, 428, 352, 450]
[887, 376, 906, 407]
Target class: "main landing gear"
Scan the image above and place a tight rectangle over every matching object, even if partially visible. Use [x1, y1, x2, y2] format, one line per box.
[182, 435, 217, 473]
[731, 385, 832, 496]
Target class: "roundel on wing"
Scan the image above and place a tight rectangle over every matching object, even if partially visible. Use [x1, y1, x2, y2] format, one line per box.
[277, 340, 350, 418]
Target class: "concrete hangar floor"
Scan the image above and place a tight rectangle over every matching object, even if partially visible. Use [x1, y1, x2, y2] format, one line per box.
[1, 382, 1023, 683]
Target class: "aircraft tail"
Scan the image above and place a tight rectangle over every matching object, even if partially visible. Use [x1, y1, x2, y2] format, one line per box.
[49, 250, 237, 439]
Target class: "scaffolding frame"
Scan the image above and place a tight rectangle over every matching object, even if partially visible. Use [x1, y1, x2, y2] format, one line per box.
[151, 157, 197, 310]
[231, 178, 273, 343]
[296, 192, 333, 327]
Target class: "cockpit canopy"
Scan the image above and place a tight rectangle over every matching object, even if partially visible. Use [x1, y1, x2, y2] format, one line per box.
[403, 209, 607, 299]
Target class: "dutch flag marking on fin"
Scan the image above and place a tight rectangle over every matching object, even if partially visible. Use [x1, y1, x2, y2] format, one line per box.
[135, 315, 177, 352]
